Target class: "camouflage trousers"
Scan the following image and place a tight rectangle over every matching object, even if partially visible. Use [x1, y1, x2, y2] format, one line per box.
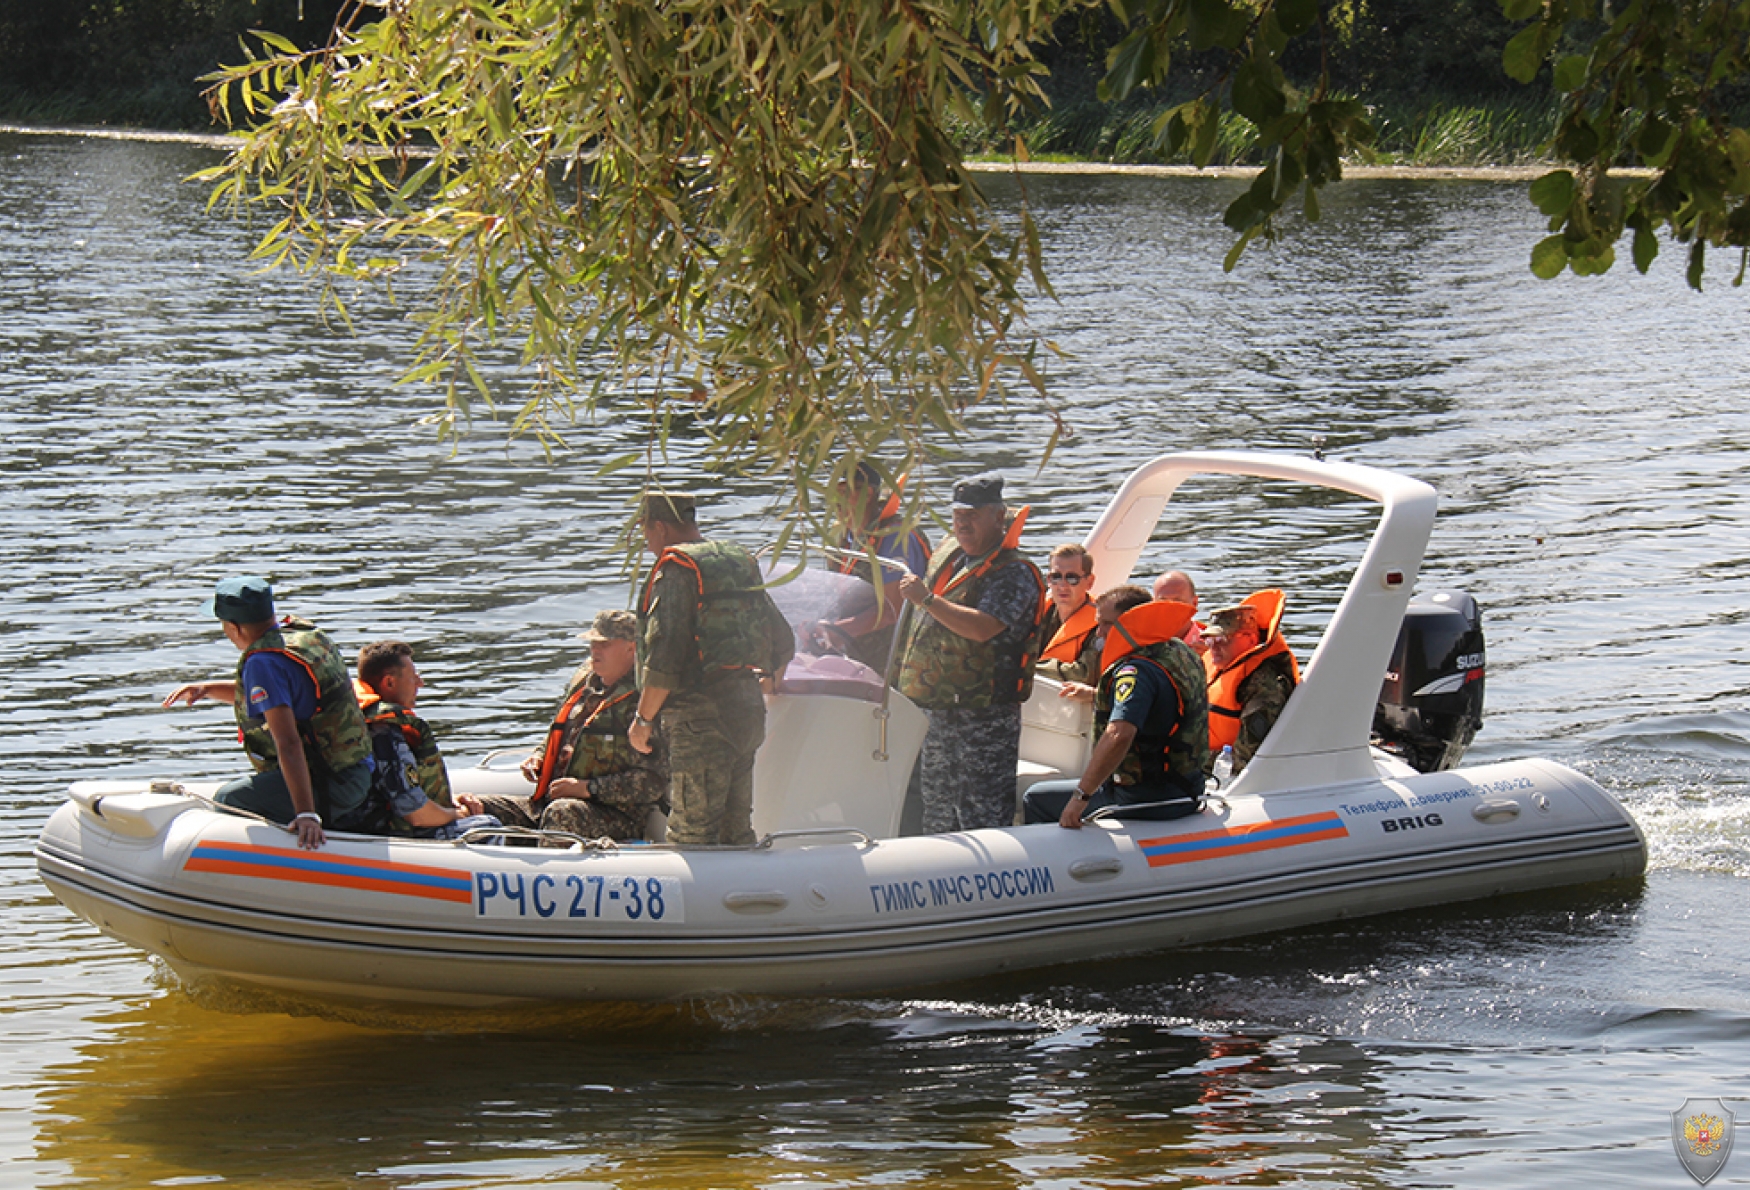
[471, 792, 647, 846]
[917, 703, 1022, 833]
[664, 677, 765, 847]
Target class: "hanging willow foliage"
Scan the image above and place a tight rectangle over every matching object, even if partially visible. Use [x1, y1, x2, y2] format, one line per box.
[199, 0, 1078, 542]
[198, 0, 1749, 542]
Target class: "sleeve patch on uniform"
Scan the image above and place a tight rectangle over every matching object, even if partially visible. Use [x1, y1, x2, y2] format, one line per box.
[1112, 673, 1137, 704]
[248, 685, 270, 707]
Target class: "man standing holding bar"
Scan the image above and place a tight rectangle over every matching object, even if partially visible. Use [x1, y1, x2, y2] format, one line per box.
[894, 473, 1044, 833]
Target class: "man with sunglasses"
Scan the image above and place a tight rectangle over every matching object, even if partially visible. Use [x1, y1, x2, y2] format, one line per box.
[1036, 543, 1101, 686]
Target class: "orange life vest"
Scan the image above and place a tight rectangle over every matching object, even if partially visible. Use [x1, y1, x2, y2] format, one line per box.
[1099, 600, 1196, 676]
[1039, 598, 1098, 665]
[530, 680, 636, 807]
[1204, 589, 1301, 751]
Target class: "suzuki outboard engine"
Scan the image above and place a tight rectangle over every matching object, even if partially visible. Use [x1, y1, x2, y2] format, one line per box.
[1372, 590, 1485, 773]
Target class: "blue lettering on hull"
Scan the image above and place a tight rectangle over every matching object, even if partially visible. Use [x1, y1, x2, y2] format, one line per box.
[868, 866, 1055, 914]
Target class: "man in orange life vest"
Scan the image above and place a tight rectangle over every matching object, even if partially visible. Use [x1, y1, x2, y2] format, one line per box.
[1022, 584, 1209, 828]
[894, 473, 1045, 832]
[815, 461, 931, 672]
[1202, 597, 1299, 775]
[1152, 569, 1206, 653]
[1036, 543, 1101, 691]
[473, 610, 669, 842]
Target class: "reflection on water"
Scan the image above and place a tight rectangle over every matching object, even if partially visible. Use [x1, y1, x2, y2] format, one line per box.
[43, 987, 1401, 1188]
[7, 131, 1750, 1188]
[37, 877, 1739, 1189]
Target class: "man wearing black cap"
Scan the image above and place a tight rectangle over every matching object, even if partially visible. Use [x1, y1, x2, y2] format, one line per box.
[629, 491, 796, 846]
[163, 575, 374, 850]
[894, 473, 1045, 832]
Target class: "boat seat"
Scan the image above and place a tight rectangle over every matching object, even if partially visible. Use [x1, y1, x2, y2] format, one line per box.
[1016, 758, 1068, 793]
[1017, 678, 1092, 797]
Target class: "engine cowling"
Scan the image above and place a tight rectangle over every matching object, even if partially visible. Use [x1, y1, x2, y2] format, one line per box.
[1372, 590, 1485, 773]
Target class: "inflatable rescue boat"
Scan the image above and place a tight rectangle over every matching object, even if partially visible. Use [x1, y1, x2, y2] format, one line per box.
[34, 452, 1647, 1004]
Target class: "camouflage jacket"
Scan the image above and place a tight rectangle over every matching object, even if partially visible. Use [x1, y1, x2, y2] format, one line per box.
[638, 540, 795, 692]
[1230, 651, 1296, 772]
[1095, 638, 1211, 796]
[536, 668, 669, 813]
[895, 539, 1044, 711]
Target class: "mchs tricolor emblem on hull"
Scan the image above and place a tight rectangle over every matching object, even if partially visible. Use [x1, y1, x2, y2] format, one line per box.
[1672, 1098, 1736, 1185]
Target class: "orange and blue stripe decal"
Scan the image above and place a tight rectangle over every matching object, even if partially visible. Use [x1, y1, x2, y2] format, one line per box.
[1139, 811, 1349, 867]
[183, 841, 473, 904]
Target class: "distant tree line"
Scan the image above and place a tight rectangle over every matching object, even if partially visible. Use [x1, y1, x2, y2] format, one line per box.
[3, 0, 1530, 142]
[0, 0, 346, 127]
[1036, 0, 1521, 105]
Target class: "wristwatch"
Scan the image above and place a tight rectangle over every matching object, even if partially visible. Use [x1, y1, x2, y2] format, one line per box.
[633, 712, 655, 729]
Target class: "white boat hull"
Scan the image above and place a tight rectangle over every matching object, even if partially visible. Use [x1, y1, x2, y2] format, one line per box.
[36, 758, 1644, 1005]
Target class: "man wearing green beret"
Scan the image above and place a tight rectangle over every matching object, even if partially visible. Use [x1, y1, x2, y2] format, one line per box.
[162, 575, 374, 850]
[629, 491, 796, 846]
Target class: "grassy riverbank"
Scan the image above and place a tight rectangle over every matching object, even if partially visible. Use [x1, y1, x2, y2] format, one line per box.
[958, 91, 1561, 170]
[0, 1, 1560, 174]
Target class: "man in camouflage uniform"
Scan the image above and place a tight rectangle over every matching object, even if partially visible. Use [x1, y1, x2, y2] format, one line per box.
[1022, 585, 1210, 828]
[1203, 602, 1298, 774]
[894, 473, 1045, 833]
[470, 610, 667, 843]
[162, 575, 373, 851]
[629, 492, 795, 846]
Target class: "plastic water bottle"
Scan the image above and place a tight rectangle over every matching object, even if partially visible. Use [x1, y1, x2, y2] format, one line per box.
[1212, 745, 1234, 784]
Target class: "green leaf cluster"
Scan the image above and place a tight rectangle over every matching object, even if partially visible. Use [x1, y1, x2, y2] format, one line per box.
[1505, 0, 1750, 287]
[191, 0, 1750, 538]
[1102, 0, 1376, 269]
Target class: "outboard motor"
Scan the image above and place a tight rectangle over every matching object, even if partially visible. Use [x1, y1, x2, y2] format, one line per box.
[1372, 590, 1485, 773]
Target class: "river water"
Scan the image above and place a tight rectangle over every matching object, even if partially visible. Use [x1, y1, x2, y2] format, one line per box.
[3, 130, 1749, 1188]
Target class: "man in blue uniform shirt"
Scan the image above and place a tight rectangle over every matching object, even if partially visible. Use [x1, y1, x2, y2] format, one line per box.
[1022, 584, 1210, 829]
[163, 575, 374, 850]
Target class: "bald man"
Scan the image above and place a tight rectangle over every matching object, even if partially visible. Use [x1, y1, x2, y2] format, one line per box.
[1152, 570, 1205, 653]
